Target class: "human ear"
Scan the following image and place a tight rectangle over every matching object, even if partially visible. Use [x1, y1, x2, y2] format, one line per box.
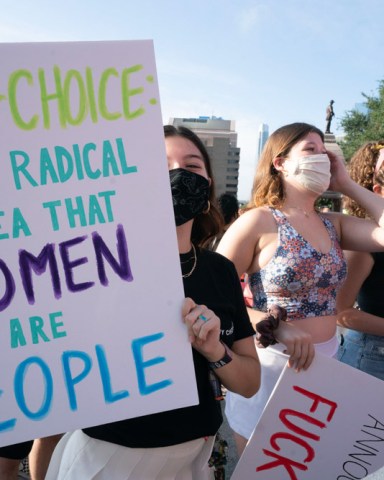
[373, 183, 384, 197]
[272, 156, 285, 172]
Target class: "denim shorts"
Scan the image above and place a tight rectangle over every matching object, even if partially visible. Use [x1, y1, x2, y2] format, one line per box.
[337, 329, 384, 381]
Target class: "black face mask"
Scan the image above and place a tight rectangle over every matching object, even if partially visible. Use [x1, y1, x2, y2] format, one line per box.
[169, 168, 210, 226]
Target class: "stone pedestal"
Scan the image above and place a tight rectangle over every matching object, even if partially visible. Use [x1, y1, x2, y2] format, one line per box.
[324, 133, 344, 161]
[320, 133, 344, 212]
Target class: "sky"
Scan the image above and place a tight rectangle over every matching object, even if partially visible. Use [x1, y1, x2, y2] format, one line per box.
[1, 0, 383, 200]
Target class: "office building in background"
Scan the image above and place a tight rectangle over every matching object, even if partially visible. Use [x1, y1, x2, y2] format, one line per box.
[169, 116, 240, 197]
[257, 123, 269, 160]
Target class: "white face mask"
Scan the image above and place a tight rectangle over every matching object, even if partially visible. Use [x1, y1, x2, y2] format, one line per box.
[283, 153, 331, 195]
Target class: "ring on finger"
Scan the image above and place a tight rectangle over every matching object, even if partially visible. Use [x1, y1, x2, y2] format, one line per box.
[198, 314, 208, 322]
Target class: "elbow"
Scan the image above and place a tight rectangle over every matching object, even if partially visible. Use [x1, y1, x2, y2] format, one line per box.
[337, 307, 356, 329]
[238, 364, 261, 398]
[242, 380, 261, 398]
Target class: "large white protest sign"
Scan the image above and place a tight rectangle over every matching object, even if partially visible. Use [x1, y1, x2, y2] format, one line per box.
[232, 354, 384, 480]
[0, 40, 198, 446]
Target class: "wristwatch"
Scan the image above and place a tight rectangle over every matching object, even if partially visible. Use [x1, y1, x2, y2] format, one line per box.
[208, 341, 233, 369]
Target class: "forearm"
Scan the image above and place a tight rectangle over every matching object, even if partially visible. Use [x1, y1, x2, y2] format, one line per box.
[247, 306, 315, 371]
[337, 308, 384, 336]
[213, 349, 260, 398]
[205, 338, 260, 398]
[342, 181, 384, 227]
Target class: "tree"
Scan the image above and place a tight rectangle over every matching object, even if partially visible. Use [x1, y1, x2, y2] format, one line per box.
[339, 80, 384, 161]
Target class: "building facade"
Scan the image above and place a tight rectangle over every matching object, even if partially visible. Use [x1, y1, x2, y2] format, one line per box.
[169, 116, 240, 197]
[257, 123, 269, 160]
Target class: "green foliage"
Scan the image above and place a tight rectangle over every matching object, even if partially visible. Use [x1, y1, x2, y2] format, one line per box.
[338, 80, 384, 162]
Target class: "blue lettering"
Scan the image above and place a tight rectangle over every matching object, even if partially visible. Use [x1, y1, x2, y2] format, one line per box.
[62, 350, 92, 411]
[0, 390, 16, 432]
[14, 357, 53, 420]
[132, 332, 173, 395]
[95, 345, 129, 403]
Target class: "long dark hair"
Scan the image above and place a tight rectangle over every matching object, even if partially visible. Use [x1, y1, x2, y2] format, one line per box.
[164, 125, 223, 246]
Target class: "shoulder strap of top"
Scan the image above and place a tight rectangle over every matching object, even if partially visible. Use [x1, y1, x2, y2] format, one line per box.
[320, 214, 339, 242]
[269, 207, 287, 225]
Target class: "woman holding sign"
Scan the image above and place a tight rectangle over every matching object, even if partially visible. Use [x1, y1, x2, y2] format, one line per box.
[46, 125, 260, 480]
[337, 141, 384, 381]
[216, 122, 384, 455]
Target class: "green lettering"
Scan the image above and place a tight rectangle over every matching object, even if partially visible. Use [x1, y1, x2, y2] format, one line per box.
[10, 318, 27, 348]
[73, 144, 85, 180]
[99, 68, 121, 120]
[40, 147, 59, 185]
[49, 311, 67, 339]
[85, 67, 98, 123]
[102, 140, 120, 176]
[13, 208, 31, 238]
[55, 146, 74, 182]
[121, 65, 145, 120]
[116, 138, 137, 174]
[65, 196, 87, 227]
[38, 65, 66, 129]
[9, 150, 38, 190]
[89, 194, 106, 225]
[8, 70, 39, 130]
[83, 143, 100, 179]
[98, 190, 116, 222]
[42, 200, 62, 231]
[0, 211, 9, 240]
[63, 70, 87, 126]
[29, 316, 50, 344]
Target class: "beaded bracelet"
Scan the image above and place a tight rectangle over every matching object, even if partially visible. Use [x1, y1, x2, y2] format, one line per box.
[255, 304, 287, 348]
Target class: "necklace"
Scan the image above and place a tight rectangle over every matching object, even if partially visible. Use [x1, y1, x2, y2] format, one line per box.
[285, 206, 315, 218]
[181, 244, 197, 278]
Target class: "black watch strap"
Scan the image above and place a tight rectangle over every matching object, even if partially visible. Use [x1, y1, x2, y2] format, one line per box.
[208, 342, 233, 369]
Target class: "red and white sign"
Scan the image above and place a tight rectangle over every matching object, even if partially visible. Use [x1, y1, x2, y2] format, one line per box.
[232, 354, 384, 479]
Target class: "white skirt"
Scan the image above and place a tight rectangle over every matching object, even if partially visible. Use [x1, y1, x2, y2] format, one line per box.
[225, 335, 339, 440]
[45, 430, 215, 480]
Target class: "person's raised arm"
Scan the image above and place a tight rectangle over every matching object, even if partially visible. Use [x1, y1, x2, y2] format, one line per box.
[327, 151, 384, 251]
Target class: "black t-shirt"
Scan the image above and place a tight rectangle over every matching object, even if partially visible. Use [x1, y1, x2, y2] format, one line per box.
[357, 252, 384, 317]
[83, 247, 254, 448]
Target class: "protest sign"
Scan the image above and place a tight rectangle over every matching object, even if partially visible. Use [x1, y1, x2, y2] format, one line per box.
[0, 40, 198, 446]
[232, 354, 384, 480]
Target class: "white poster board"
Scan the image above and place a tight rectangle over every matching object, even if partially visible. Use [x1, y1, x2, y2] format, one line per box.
[232, 354, 384, 479]
[0, 40, 198, 447]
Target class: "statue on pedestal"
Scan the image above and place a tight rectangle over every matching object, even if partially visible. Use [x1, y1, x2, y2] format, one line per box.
[325, 100, 335, 134]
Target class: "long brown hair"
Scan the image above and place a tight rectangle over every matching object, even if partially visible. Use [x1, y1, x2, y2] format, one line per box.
[345, 141, 384, 218]
[164, 125, 223, 246]
[248, 122, 324, 209]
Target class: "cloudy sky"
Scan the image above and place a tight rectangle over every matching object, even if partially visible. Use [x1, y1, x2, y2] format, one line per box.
[1, 0, 383, 199]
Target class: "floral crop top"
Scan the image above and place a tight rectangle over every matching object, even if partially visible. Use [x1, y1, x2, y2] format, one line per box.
[248, 208, 347, 320]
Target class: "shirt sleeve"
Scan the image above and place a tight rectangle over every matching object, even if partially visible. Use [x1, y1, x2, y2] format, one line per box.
[227, 259, 255, 342]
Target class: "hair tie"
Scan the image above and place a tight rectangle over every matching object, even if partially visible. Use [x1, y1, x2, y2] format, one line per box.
[255, 304, 287, 348]
[374, 148, 384, 177]
[370, 144, 384, 151]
